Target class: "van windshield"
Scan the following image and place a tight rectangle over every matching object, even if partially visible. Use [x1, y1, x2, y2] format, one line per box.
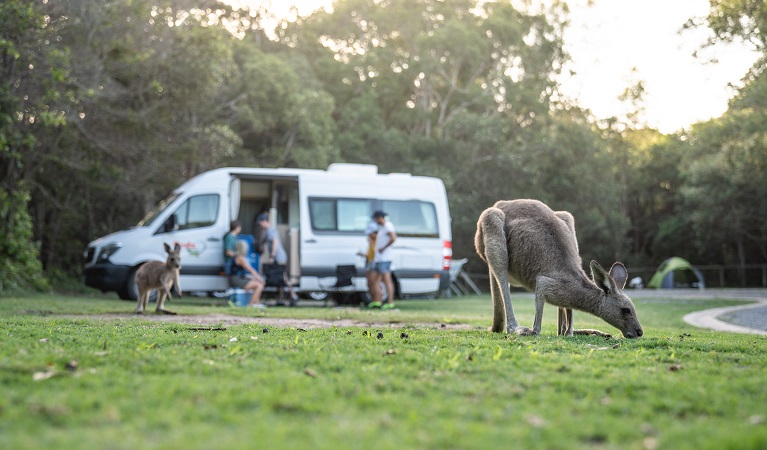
[137, 193, 180, 227]
[309, 197, 439, 237]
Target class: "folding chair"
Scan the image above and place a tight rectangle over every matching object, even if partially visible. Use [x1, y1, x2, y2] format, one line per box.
[262, 263, 287, 289]
[320, 265, 357, 306]
[262, 263, 297, 305]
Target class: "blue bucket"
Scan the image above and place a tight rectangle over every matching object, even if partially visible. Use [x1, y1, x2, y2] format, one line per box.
[229, 289, 250, 307]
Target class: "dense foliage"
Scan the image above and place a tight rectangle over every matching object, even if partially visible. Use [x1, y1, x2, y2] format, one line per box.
[1, 0, 765, 291]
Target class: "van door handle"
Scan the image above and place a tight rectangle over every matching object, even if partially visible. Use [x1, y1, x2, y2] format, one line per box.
[207, 237, 220, 242]
[305, 239, 317, 243]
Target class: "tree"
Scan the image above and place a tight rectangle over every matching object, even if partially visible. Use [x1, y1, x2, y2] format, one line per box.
[283, 0, 573, 265]
[287, 0, 566, 138]
[223, 39, 339, 168]
[621, 130, 689, 266]
[695, 0, 767, 54]
[0, 0, 72, 290]
[679, 76, 767, 281]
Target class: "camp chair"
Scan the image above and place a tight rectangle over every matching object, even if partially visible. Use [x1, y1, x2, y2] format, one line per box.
[261, 263, 297, 305]
[319, 265, 357, 306]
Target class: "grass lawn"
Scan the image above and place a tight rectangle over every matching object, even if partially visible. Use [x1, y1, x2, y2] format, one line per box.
[1, 292, 766, 449]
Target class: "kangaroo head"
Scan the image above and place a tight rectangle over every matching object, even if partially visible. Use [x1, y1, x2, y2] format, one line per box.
[164, 242, 182, 270]
[590, 261, 643, 339]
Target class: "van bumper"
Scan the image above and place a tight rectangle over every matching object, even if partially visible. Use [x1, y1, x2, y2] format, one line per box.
[84, 263, 132, 292]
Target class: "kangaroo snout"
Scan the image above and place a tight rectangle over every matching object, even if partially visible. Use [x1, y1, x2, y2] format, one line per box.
[624, 328, 643, 339]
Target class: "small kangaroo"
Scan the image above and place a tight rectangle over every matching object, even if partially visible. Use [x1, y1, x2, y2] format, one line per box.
[475, 199, 643, 338]
[135, 242, 182, 315]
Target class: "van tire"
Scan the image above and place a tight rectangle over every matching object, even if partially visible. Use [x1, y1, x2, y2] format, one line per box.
[117, 270, 136, 301]
[304, 291, 330, 301]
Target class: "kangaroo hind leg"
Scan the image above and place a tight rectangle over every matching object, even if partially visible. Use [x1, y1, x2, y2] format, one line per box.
[156, 286, 176, 315]
[478, 207, 522, 334]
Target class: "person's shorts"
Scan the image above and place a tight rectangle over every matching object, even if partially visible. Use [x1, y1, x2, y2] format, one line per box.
[365, 261, 375, 272]
[229, 275, 250, 288]
[372, 261, 392, 274]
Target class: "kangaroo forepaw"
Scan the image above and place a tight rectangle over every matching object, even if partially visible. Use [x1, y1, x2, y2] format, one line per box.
[513, 326, 537, 336]
[158, 309, 177, 315]
[573, 329, 611, 338]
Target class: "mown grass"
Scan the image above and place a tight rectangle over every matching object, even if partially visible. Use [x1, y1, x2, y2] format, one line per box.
[1, 293, 766, 449]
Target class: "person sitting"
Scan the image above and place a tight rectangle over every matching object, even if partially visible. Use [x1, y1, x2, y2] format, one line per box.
[229, 240, 266, 308]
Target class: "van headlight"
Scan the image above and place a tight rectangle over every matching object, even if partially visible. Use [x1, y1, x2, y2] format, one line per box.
[97, 242, 122, 262]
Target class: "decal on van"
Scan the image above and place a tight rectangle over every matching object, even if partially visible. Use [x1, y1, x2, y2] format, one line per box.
[178, 241, 206, 257]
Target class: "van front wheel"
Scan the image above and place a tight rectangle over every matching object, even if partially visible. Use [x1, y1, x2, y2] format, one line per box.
[117, 271, 135, 301]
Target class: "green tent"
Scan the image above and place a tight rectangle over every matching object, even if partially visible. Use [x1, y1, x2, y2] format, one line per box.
[647, 257, 705, 289]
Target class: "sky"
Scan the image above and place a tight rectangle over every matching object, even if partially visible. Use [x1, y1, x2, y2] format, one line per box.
[560, 0, 759, 133]
[237, 0, 760, 134]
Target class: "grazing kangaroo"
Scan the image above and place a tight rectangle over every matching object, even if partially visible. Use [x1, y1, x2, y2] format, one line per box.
[135, 243, 182, 315]
[475, 199, 643, 338]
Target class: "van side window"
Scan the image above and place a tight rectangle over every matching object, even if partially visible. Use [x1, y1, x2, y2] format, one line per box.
[381, 200, 439, 238]
[309, 199, 336, 231]
[308, 197, 438, 237]
[309, 198, 372, 233]
[158, 194, 219, 233]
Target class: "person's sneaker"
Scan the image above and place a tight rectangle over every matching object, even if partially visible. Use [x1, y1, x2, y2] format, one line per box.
[214, 289, 235, 298]
[382, 303, 396, 310]
[368, 301, 382, 309]
[249, 303, 267, 309]
[289, 294, 299, 307]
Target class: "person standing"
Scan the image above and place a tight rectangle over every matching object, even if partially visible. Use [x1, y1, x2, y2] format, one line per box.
[255, 212, 298, 306]
[255, 213, 287, 265]
[369, 210, 397, 310]
[361, 223, 379, 305]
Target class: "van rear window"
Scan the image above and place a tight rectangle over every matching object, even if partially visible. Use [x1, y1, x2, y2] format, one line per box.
[309, 197, 439, 237]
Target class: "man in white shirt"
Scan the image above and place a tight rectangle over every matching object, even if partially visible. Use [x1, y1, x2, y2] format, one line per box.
[370, 210, 397, 309]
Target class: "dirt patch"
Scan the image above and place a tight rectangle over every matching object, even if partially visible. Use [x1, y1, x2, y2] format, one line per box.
[62, 313, 475, 331]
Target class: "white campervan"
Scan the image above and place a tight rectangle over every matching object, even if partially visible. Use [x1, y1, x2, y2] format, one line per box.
[83, 164, 453, 303]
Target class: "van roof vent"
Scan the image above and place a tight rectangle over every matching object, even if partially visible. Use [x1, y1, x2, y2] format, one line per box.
[327, 163, 378, 175]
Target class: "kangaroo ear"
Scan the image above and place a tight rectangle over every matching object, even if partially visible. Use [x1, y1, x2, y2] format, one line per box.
[164, 243, 171, 253]
[609, 262, 628, 290]
[590, 260, 612, 294]
[173, 242, 181, 252]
